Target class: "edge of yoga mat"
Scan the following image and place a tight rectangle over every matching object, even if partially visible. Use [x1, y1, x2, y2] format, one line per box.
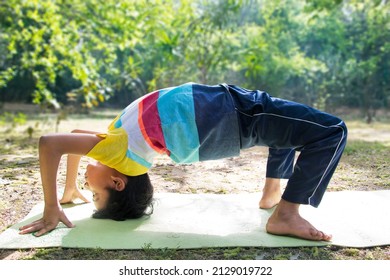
[0, 191, 389, 249]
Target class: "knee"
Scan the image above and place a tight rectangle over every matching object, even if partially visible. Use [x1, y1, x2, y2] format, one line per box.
[339, 121, 348, 140]
[336, 121, 348, 150]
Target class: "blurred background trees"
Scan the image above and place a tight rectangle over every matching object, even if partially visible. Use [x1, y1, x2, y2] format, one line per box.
[0, 0, 389, 121]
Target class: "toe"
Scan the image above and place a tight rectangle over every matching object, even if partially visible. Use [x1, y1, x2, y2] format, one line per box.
[312, 229, 332, 241]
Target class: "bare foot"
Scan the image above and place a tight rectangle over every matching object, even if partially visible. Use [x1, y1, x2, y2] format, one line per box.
[259, 178, 282, 209]
[266, 199, 332, 241]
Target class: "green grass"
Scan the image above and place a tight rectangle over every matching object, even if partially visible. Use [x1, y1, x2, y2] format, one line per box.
[3, 245, 388, 260]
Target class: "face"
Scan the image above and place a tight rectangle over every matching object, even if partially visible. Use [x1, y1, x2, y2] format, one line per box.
[84, 161, 127, 210]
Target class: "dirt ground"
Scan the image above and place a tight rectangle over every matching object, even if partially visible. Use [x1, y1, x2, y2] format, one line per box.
[0, 110, 389, 260]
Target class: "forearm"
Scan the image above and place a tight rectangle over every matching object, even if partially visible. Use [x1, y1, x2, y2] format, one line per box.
[64, 129, 99, 190]
[39, 135, 62, 207]
[65, 154, 82, 189]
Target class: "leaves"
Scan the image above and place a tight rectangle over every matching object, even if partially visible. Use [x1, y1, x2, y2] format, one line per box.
[0, 0, 388, 117]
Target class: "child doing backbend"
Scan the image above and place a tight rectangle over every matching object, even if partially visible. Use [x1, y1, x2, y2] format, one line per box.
[19, 83, 347, 241]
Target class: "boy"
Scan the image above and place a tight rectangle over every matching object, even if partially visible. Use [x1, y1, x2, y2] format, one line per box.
[19, 83, 347, 241]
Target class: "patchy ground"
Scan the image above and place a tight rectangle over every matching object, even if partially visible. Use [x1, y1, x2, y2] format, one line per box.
[0, 110, 389, 260]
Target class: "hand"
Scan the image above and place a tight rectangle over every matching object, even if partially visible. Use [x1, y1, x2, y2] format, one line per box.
[59, 186, 90, 204]
[18, 204, 74, 237]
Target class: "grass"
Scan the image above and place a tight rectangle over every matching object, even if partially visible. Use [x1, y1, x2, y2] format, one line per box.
[0, 110, 389, 260]
[2, 245, 388, 260]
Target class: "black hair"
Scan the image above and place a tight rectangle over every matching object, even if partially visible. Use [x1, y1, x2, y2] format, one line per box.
[92, 173, 154, 221]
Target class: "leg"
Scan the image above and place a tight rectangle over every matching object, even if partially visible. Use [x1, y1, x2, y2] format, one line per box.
[259, 177, 281, 209]
[228, 85, 347, 240]
[281, 124, 347, 207]
[267, 123, 347, 241]
[259, 148, 295, 209]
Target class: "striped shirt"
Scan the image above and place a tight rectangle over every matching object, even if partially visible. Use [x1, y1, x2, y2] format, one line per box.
[87, 83, 240, 176]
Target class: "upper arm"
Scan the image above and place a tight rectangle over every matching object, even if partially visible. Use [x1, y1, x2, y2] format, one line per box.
[71, 129, 103, 135]
[39, 132, 103, 157]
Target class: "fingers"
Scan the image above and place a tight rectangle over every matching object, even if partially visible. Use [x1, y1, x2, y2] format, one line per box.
[19, 219, 43, 231]
[19, 220, 53, 236]
[59, 191, 73, 204]
[60, 212, 75, 229]
[19, 221, 42, 234]
[59, 189, 90, 204]
[18, 211, 75, 236]
[59, 198, 70, 204]
[77, 190, 90, 203]
[34, 227, 52, 237]
[19, 222, 72, 236]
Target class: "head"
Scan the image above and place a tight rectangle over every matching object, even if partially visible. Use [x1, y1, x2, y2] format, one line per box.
[84, 161, 154, 221]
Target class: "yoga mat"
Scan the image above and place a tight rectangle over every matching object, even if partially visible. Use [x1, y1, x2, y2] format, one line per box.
[0, 191, 389, 249]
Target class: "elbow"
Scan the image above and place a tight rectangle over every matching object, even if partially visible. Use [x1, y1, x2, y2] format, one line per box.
[39, 134, 64, 158]
[39, 134, 56, 153]
[39, 135, 50, 151]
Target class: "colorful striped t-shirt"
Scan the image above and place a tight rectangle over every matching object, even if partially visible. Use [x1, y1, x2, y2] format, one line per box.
[87, 83, 240, 176]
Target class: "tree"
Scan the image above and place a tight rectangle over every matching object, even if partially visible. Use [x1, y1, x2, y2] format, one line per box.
[0, 0, 388, 118]
[0, 0, 148, 108]
[341, 0, 390, 122]
[235, 0, 327, 106]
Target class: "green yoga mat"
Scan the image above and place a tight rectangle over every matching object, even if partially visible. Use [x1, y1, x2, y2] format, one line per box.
[1, 191, 389, 249]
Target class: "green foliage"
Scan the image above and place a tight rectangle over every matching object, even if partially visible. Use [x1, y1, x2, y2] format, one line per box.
[304, 0, 343, 11]
[0, 0, 388, 119]
[0, 112, 26, 129]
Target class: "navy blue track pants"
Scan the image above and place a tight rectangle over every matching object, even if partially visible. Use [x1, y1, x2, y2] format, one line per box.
[227, 85, 348, 207]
